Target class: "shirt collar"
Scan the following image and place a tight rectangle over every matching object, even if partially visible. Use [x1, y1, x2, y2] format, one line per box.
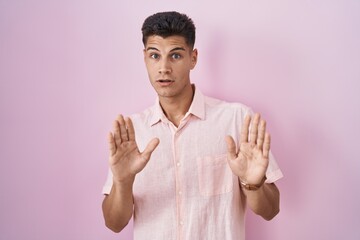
[149, 85, 206, 127]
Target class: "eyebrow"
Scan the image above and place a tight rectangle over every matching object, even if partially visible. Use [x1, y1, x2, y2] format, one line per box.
[146, 47, 186, 52]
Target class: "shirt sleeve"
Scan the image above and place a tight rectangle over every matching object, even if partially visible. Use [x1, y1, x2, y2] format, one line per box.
[102, 168, 113, 195]
[266, 151, 284, 183]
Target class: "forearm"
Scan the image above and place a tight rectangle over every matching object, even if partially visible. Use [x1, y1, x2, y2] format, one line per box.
[243, 182, 280, 220]
[102, 179, 134, 232]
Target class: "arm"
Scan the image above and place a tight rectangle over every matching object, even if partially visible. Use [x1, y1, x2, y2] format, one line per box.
[242, 182, 280, 220]
[102, 115, 159, 232]
[226, 113, 280, 220]
[102, 179, 135, 232]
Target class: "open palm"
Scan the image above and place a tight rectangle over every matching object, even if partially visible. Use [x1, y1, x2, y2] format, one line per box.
[108, 115, 159, 183]
[226, 113, 270, 185]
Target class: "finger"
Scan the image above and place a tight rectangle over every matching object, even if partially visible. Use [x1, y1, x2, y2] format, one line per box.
[117, 115, 129, 142]
[225, 135, 237, 160]
[125, 117, 136, 141]
[249, 113, 260, 145]
[263, 133, 271, 158]
[113, 120, 121, 147]
[240, 115, 251, 144]
[141, 138, 160, 162]
[108, 132, 116, 156]
[257, 119, 266, 150]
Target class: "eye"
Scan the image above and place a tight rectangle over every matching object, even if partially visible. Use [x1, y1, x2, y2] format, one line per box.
[171, 53, 181, 59]
[150, 53, 160, 59]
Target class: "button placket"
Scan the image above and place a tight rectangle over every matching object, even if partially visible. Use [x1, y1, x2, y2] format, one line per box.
[170, 116, 191, 239]
[172, 128, 184, 239]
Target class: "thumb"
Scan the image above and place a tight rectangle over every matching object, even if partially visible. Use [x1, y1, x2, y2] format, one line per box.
[141, 138, 160, 161]
[225, 135, 237, 160]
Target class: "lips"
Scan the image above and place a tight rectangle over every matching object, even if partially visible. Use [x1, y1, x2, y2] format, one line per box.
[157, 79, 174, 86]
[157, 79, 174, 83]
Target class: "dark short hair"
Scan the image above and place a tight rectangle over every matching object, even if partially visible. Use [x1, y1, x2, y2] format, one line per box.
[141, 11, 196, 49]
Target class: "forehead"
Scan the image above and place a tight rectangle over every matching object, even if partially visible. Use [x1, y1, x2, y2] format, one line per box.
[145, 35, 189, 50]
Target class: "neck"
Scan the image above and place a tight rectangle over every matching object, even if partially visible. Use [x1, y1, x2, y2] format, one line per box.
[159, 84, 195, 127]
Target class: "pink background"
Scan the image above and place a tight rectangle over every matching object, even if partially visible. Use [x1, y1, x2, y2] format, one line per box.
[1, 0, 359, 239]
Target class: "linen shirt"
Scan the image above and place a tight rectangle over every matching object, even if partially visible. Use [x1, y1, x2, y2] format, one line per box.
[102, 87, 283, 240]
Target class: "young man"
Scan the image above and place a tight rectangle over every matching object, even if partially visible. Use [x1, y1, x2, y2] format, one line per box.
[102, 11, 283, 240]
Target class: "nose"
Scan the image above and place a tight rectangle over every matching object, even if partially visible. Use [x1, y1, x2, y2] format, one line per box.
[158, 59, 171, 74]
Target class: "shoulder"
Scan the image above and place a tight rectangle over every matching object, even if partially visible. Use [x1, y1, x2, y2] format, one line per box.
[129, 105, 156, 126]
[204, 95, 253, 117]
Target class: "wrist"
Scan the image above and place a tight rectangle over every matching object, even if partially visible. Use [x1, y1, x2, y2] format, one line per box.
[240, 176, 267, 191]
[113, 175, 135, 187]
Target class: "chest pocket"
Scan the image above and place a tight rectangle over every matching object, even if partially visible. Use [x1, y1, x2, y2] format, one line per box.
[197, 154, 234, 196]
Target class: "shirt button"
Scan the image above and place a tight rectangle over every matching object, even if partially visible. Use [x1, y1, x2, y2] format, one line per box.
[176, 162, 181, 167]
[179, 221, 184, 225]
[178, 191, 182, 195]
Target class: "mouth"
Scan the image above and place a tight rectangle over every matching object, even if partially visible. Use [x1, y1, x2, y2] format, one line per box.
[157, 79, 174, 83]
[156, 79, 174, 86]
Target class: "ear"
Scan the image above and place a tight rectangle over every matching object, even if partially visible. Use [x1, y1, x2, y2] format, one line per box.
[190, 48, 198, 69]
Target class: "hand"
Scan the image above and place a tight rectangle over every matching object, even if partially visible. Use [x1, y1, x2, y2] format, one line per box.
[108, 115, 160, 184]
[225, 113, 270, 185]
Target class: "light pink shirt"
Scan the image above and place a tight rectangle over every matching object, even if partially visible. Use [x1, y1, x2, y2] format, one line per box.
[102, 87, 283, 240]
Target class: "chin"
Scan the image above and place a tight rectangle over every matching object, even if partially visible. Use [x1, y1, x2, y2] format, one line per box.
[156, 90, 178, 98]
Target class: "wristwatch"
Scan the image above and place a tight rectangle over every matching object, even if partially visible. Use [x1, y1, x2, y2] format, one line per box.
[240, 176, 267, 191]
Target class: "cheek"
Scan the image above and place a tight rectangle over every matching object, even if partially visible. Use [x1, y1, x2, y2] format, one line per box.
[145, 63, 157, 75]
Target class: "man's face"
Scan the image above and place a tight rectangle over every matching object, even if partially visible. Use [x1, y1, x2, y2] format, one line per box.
[143, 35, 197, 99]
